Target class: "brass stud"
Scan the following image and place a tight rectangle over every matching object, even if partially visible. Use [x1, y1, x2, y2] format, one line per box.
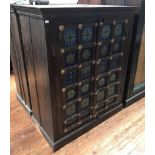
[63, 105, 66, 109]
[123, 36, 126, 40]
[110, 56, 113, 60]
[60, 48, 65, 54]
[125, 19, 129, 24]
[79, 64, 82, 68]
[98, 42, 102, 46]
[78, 98, 82, 102]
[95, 105, 98, 109]
[121, 52, 123, 56]
[113, 20, 117, 25]
[64, 129, 68, 133]
[97, 59, 101, 64]
[62, 88, 66, 92]
[95, 91, 98, 95]
[78, 24, 83, 29]
[61, 69, 65, 75]
[78, 82, 82, 86]
[95, 23, 98, 27]
[78, 45, 83, 50]
[96, 77, 99, 81]
[111, 39, 115, 43]
[119, 67, 122, 71]
[59, 25, 64, 31]
[100, 22, 103, 25]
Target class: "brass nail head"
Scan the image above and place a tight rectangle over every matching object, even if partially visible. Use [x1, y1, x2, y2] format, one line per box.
[60, 48, 65, 54]
[59, 25, 64, 31]
[78, 45, 83, 50]
[62, 88, 66, 92]
[61, 69, 65, 75]
[78, 24, 83, 29]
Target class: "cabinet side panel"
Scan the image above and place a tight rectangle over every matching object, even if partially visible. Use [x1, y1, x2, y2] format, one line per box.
[30, 17, 54, 140]
[19, 15, 41, 123]
[11, 13, 31, 109]
[10, 31, 22, 97]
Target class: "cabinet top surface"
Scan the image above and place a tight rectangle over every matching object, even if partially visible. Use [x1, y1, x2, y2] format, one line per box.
[12, 4, 138, 9]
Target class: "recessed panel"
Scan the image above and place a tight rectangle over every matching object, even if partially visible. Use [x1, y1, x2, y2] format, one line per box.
[64, 69, 77, 86]
[80, 96, 90, 110]
[97, 58, 108, 74]
[64, 51, 77, 67]
[65, 87, 77, 101]
[109, 55, 121, 69]
[99, 24, 112, 40]
[80, 82, 91, 95]
[107, 85, 116, 97]
[97, 89, 105, 102]
[79, 64, 92, 80]
[114, 23, 124, 37]
[66, 102, 77, 117]
[63, 27, 77, 48]
[79, 47, 93, 63]
[81, 26, 94, 44]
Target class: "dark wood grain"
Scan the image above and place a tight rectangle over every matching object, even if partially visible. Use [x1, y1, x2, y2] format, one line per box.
[20, 15, 41, 124]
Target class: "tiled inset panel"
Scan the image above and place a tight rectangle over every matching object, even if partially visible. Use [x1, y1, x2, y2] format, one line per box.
[65, 87, 77, 101]
[97, 57, 108, 74]
[63, 27, 77, 48]
[65, 102, 77, 117]
[80, 81, 91, 96]
[80, 96, 90, 110]
[79, 63, 92, 80]
[78, 47, 93, 63]
[96, 89, 106, 102]
[64, 68, 77, 86]
[64, 51, 77, 67]
[109, 55, 121, 69]
[114, 22, 125, 38]
[81, 26, 93, 43]
[99, 24, 112, 40]
[111, 42, 121, 54]
[107, 85, 116, 97]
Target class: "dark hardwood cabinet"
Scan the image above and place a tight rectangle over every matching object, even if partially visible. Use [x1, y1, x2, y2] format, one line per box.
[10, 7, 32, 115]
[123, 0, 145, 107]
[11, 4, 139, 151]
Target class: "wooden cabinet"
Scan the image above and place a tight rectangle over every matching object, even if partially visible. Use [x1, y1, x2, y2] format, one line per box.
[11, 4, 139, 151]
[10, 7, 32, 115]
[123, 1, 145, 107]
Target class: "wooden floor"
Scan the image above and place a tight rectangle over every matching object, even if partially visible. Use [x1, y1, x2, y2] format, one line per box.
[10, 75, 145, 155]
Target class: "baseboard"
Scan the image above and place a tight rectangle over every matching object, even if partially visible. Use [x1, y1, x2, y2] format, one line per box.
[124, 90, 145, 108]
[37, 104, 123, 151]
[16, 93, 32, 116]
